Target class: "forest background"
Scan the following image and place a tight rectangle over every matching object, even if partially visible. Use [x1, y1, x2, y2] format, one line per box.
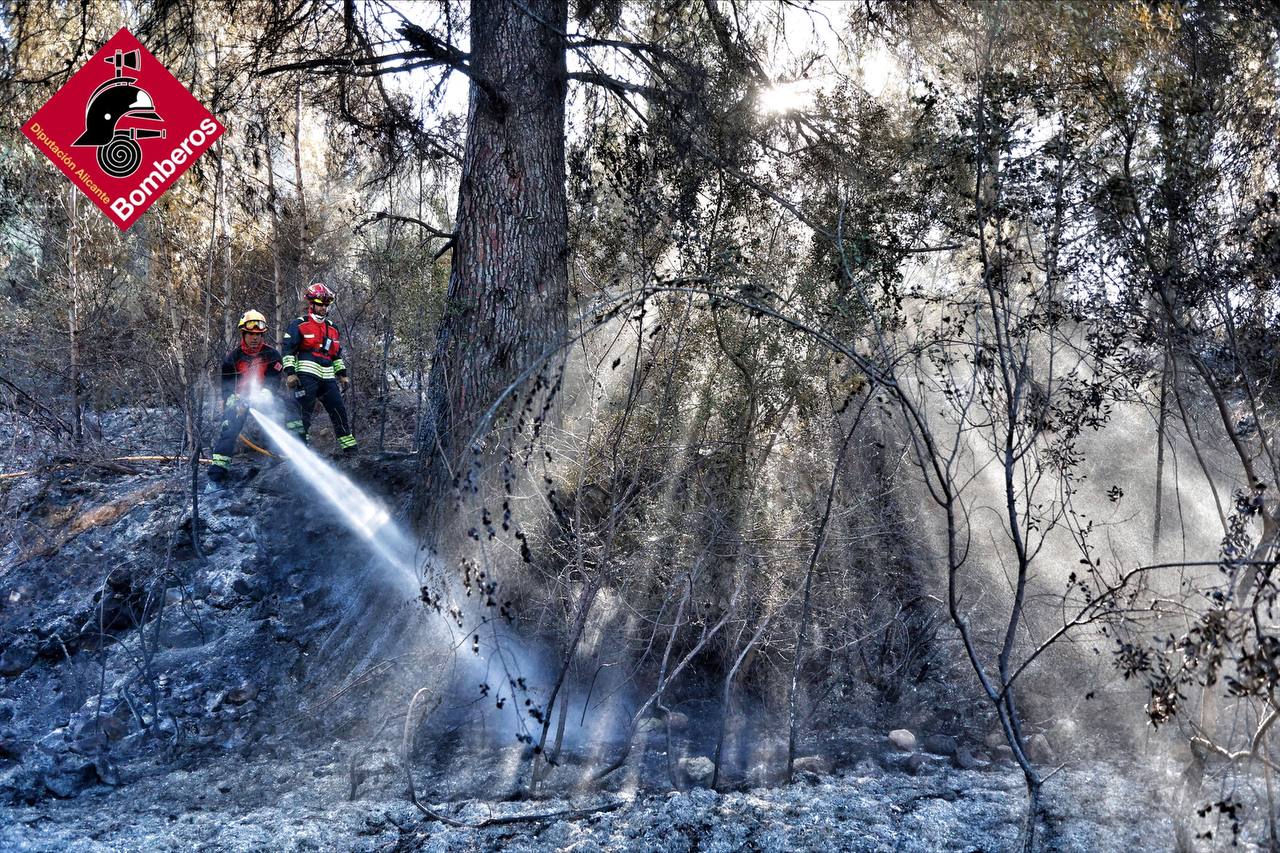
[4, 1, 1280, 849]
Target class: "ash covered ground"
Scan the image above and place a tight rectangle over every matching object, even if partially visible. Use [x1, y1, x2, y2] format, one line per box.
[0, 412, 1218, 850]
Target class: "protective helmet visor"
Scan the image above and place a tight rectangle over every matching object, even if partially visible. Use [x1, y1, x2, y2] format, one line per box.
[240, 319, 267, 333]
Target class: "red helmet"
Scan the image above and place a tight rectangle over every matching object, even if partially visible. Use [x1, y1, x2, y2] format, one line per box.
[305, 282, 335, 306]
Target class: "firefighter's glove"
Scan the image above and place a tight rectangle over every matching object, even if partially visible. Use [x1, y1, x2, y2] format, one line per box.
[337, 374, 350, 391]
[285, 373, 300, 390]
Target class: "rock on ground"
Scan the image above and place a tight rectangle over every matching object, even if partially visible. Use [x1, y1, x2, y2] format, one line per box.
[888, 729, 917, 752]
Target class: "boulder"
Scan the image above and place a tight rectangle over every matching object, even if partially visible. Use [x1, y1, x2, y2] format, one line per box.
[205, 569, 245, 608]
[984, 731, 1006, 750]
[35, 615, 76, 643]
[70, 728, 107, 756]
[36, 636, 73, 659]
[225, 682, 258, 705]
[636, 717, 663, 735]
[680, 756, 715, 787]
[80, 587, 142, 640]
[793, 755, 832, 776]
[40, 756, 99, 798]
[93, 756, 121, 786]
[71, 713, 128, 743]
[922, 734, 958, 756]
[0, 638, 37, 677]
[905, 753, 932, 775]
[1048, 717, 1079, 750]
[231, 576, 266, 600]
[888, 729, 917, 752]
[1026, 733, 1056, 764]
[35, 727, 69, 754]
[955, 748, 988, 770]
[0, 731, 23, 762]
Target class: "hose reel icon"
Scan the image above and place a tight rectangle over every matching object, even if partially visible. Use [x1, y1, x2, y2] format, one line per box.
[71, 49, 165, 178]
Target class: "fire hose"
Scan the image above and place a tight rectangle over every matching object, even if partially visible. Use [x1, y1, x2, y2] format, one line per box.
[238, 435, 275, 458]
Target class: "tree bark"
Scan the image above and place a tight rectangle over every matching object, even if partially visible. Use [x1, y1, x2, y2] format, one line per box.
[415, 0, 569, 521]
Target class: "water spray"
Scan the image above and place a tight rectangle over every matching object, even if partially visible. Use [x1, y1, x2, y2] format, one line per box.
[249, 408, 417, 595]
[247, 404, 620, 758]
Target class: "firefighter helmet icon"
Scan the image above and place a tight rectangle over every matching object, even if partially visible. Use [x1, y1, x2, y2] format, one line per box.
[72, 48, 165, 178]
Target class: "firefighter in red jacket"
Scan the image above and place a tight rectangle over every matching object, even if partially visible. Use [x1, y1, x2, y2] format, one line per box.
[282, 283, 357, 454]
[209, 310, 285, 485]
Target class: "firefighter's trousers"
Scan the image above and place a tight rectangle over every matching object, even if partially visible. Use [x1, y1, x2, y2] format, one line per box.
[289, 374, 357, 451]
[210, 405, 280, 475]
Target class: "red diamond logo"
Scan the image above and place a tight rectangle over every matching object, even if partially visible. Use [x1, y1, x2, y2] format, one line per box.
[21, 27, 225, 230]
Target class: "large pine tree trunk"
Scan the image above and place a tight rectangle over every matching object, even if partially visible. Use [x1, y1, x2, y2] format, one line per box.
[415, 0, 569, 520]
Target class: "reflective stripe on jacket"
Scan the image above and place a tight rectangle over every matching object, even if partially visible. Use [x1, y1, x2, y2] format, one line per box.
[282, 315, 346, 380]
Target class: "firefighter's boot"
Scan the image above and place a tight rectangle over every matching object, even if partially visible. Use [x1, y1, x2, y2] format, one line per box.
[207, 459, 229, 488]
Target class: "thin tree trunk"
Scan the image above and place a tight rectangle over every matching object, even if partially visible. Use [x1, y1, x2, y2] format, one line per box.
[294, 86, 309, 287]
[379, 315, 392, 450]
[214, 35, 230, 348]
[205, 138, 222, 359]
[266, 123, 284, 335]
[189, 383, 205, 562]
[67, 187, 83, 448]
[548, 668, 571, 768]
[593, 577, 740, 782]
[713, 610, 773, 789]
[413, 163, 427, 447]
[414, 305, 425, 452]
[788, 414, 860, 780]
[1152, 351, 1169, 559]
[221, 211, 232, 348]
[530, 580, 599, 794]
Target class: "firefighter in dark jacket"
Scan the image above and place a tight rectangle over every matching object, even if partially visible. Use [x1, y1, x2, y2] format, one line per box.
[209, 310, 285, 485]
[282, 282, 357, 454]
